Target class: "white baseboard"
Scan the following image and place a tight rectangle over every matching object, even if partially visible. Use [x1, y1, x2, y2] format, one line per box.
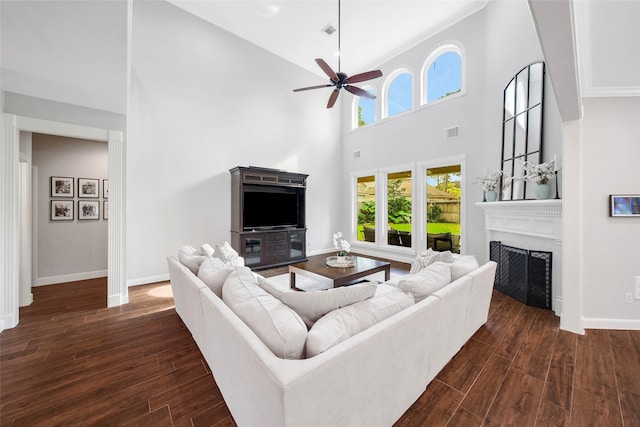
[583, 317, 640, 330]
[127, 273, 170, 287]
[108, 294, 129, 307]
[34, 270, 107, 286]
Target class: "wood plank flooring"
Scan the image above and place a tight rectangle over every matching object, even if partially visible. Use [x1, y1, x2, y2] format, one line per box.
[2, 257, 639, 426]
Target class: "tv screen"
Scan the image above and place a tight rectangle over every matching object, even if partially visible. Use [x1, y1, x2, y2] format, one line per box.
[243, 191, 300, 229]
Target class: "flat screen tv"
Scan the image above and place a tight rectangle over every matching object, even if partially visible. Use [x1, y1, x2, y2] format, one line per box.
[243, 191, 300, 230]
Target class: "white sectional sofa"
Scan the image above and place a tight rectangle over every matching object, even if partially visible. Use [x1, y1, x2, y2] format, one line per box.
[167, 252, 497, 427]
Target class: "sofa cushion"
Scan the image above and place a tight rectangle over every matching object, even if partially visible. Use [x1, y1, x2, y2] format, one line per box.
[214, 241, 244, 267]
[200, 243, 215, 257]
[305, 284, 414, 357]
[399, 261, 451, 302]
[258, 277, 377, 328]
[450, 255, 480, 281]
[409, 249, 454, 273]
[178, 245, 206, 274]
[222, 267, 307, 359]
[197, 257, 233, 298]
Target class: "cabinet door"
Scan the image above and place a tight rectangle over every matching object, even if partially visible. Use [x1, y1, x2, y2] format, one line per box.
[289, 231, 305, 260]
[242, 235, 263, 267]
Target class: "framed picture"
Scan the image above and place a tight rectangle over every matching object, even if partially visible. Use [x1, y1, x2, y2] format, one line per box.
[610, 194, 640, 217]
[103, 179, 109, 199]
[103, 201, 109, 220]
[51, 200, 74, 221]
[78, 200, 100, 220]
[78, 178, 99, 198]
[50, 176, 74, 198]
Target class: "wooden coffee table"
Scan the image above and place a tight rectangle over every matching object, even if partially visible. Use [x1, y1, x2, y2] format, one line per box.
[288, 256, 391, 290]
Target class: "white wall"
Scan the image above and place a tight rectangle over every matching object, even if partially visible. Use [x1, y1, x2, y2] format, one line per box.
[126, 1, 342, 284]
[31, 133, 108, 285]
[581, 97, 640, 328]
[341, 0, 563, 263]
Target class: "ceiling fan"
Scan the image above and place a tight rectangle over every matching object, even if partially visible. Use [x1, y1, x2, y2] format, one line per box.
[293, 0, 383, 109]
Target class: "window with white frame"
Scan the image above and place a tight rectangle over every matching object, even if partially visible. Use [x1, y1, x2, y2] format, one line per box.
[383, 69, 413, 118]
[422, 44, 463, 105]
[352, 86, 377, 129]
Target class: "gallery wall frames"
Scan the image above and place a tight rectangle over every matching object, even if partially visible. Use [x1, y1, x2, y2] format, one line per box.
[51, 200, 74, 221]
[78, 178, 99, 198]
[78, 200, 100, 220]
[51, 176, 74, 198]
[610, 194, 640, 217]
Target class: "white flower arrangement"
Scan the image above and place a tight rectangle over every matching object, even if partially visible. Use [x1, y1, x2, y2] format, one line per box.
[332, 232, 351, 256]
[473, 170, 508, 192]
[521, 160, 556, 185]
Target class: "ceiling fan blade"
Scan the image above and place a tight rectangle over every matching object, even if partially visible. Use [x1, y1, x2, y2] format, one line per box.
[347, 70, 383, 84]
[316, 58, 339, 81]
[345, 85, 376, 99]
[293, 84, 333, 92]
[327, 89, 340, 108]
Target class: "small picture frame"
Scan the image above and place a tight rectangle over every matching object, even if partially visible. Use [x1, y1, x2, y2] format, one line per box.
[78, 200, 100, 220]
[103, 179, 109, 199]
[78, 178, 99, 198]
[51, 176, 74, 198]
[610, 194, 640, 217]
[103, 201, 109, 220]
[51, 200, 74, 221]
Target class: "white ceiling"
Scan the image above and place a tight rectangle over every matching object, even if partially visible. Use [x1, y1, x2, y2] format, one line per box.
[167, 0, 489, 77]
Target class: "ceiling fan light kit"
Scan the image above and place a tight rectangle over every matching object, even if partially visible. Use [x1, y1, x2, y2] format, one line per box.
[293, 0, 382, 108]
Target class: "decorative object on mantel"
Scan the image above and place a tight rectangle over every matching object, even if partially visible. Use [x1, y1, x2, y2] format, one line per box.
[474, 170, 509, 202]
[521, 159, 556, 200]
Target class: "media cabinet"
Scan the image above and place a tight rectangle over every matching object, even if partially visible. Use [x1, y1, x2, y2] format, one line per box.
[229, 166, 308, 270]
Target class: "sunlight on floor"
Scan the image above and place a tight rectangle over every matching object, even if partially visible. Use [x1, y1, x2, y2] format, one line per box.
[146, 284, 173, 299]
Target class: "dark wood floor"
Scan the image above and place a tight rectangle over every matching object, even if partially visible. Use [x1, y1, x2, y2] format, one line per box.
[1, 257, 639, 426]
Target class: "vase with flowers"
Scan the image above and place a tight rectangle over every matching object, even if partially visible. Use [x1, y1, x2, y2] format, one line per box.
[473, 170, 507, 202]
[522, 160, 556, 199]
[328, 232, 354, 267]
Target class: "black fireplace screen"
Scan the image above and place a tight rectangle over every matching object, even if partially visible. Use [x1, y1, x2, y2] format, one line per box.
[490, 241, 552, 309]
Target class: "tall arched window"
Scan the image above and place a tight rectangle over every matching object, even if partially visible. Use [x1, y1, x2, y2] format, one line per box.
[352, 86, 377, 129]
[421, 44, 464, 105]
[383, 69, 413, 119]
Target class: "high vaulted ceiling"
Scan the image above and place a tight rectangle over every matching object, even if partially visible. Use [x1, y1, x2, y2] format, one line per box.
[167, 0, 489, 77]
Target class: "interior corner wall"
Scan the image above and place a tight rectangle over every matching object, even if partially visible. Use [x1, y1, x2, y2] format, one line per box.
[32, 133, 108, 285]
[581, 97, 640, 328]
[126, 1, 341, 284]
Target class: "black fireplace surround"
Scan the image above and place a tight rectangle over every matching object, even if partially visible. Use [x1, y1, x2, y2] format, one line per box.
[489, 241, 552, 309]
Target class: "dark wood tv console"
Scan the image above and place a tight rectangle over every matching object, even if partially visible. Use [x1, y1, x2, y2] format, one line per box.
[229, 166, 308, 270]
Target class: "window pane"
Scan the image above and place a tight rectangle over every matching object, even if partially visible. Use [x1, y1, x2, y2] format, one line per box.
[356, 89, 376, 127]
[515, 67, 529, 115]
[387, 73, 412, 117]
[387, 171, 412, 247]
[357, 176, 376, 242]
[529, 63, 544, 107]
[504, 78, 515, 119]
[427, 51, 462, 103]
[426, 166, 461, 253]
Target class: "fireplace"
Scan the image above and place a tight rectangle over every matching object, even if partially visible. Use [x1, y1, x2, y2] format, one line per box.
[490, 241, 552, 309]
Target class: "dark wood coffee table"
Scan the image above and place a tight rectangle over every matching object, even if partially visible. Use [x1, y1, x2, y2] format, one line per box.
[288, 256, 391, 290]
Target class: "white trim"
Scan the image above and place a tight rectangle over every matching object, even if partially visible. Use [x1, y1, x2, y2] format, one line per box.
[127, 274, 170, 287]
[351, 84, 378, 129]
[582, 317, 640, 330]
[34, 270, 108, 287]
[381, 67, 415, 120]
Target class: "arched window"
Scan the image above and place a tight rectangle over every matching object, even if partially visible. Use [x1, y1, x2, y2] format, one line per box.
[421, 44, 464, 105]
[383, 69, 413, 119]
[352, 86, 377, 129]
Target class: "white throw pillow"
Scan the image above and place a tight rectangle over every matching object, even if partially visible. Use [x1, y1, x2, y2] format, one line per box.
[450, 255, 480, 281]
[222, 267, 307, 359]
[214, 241, 244, 267]
[305, 284, 414, 357]
[398, 261, 452, 302]
[178, 245, 206, 275]
[409, 249, 454, 274]
[258, 277, 377, 328]
[200, 243, 215, 258]
[197, 257, 233, 298]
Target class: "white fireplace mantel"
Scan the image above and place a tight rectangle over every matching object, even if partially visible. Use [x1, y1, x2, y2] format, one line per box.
[476, 199, 562, 241]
